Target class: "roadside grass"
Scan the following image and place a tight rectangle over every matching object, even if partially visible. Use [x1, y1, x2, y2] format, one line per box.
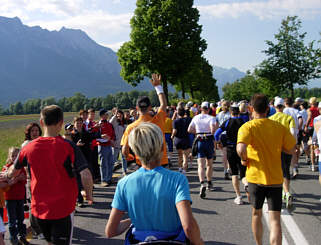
[0, 112, 78, 168]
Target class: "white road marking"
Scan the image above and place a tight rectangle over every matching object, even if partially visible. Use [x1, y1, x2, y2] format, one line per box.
[263, 202, 309, 245]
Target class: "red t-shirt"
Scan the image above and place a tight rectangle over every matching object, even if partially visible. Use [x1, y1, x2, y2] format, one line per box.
[2, 163, 26, 200]
[14, 136, 88, 220]
[96, 120, 115, 147]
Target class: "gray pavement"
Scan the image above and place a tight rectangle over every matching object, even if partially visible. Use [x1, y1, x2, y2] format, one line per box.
[5, 150, 321, 244]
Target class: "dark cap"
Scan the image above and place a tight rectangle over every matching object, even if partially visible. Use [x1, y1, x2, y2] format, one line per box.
[137, 96, 151, 108]
[99, 109, 107, 116]
[64, 123, 73, 131]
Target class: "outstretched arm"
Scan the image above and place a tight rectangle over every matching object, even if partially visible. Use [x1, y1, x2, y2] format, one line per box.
[150, 74, 167, 112]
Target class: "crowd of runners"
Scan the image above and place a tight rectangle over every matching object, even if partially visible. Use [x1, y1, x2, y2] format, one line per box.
[0, 74, 320, 245]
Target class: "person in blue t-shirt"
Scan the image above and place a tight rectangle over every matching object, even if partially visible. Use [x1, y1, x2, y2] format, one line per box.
[105, 122, 203, 245]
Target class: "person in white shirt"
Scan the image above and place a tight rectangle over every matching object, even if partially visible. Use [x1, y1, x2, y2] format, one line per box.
[188, 102, 216, 199]
[283, 97, 303, 178]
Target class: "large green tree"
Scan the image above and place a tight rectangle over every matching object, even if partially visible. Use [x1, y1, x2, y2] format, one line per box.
[258, 16, 321, 98]
[117, 0, 207, 101]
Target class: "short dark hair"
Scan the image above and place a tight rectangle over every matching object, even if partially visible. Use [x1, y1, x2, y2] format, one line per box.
[177, 108, 185, 117]
[301, 101, 308, 110]
[79, 109, 88, 116]
[24, 122, 42, 140]
[230, 106, 240, 116]
[41, 105, 63, 126]
[137, 96, 151, 113]
[88, 108, 95, 113]
[284, 97, 293, 106]
[250, 94, 269, 114]
[73, 117, 83, 123]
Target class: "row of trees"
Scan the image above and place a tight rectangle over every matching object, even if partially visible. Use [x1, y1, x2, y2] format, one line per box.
[0, 91, 181, 115]
[223, 16, 321, 100]
[223, 71, 321, 102]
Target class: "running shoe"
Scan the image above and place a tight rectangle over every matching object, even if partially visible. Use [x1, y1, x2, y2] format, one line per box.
[200, 185, 206, 199]
[292, 168, 298, 179]
[207, 182, 214, 191]
[311, 165, 316, 172]
[224, 172, 230, 180]
[285, 193, 293, 209]
[18, 236, 30, 245]
[282, 191, 286, 201]
[234, 196, 244, 205]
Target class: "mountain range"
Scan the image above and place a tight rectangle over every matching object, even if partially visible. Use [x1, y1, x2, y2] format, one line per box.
[5, 16, 318, 107]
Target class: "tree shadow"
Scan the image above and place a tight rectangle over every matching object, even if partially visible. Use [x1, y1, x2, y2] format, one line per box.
[72, 227, 124, 245]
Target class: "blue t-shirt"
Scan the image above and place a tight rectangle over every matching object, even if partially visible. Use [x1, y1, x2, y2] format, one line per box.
[111, 166, 191, 232]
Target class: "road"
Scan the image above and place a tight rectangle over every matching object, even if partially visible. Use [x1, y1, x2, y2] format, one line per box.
[6, 150, 321, 244]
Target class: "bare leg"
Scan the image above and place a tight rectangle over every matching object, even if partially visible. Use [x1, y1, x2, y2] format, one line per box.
[197, 158, 206, 182]
[252, 208, 263, 245]
[205, 158, 213, 182]
[232, 175, 241, 196]
[222, 147, 228, 171]
[177, 149, 183, 168]
[269, 211, 282, 245]
[283, 178, 290, 193]
[182, 150, 188, 171]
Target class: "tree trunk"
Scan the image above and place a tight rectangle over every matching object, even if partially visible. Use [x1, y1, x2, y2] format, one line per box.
[190, 87, 194, 99]
[290, 84, 294, 99]
[181, 81, 185, 99]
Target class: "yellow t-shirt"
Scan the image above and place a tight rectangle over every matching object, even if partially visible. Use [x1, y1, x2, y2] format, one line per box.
[164, 117, 173, 134]
[269, 112, 296, 130]
[120, 109, 168, 165]
[237, 118, 296, 185]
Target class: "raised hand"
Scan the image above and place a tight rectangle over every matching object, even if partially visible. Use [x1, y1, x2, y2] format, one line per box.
[150, 73, 162, 86]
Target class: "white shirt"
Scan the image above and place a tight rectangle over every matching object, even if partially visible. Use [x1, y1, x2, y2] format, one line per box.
[283, 107, 300, 131]
[189, 113, 216, 135]
[299, 109, 308, 127]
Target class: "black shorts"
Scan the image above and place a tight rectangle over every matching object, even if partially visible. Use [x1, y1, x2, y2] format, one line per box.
[297, 130, 303, 145]
[307, 127, 314, 137]
[226, 146, 246, 179]
[32, 213, 74, 245]
[281, 152, 292, 180]
[174, 137, 190, 150]
[248, 183, 282, 211]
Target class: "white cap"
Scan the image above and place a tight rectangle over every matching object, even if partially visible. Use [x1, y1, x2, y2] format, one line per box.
[295, 97, 303, 103]
[231, 102, 239, 108]
[186, 101, 193, 107]
[274, 97, 284, 107]
[210, 103, 214, 107]
[318, 102, 321, 108]
[201, 101, 209, 108]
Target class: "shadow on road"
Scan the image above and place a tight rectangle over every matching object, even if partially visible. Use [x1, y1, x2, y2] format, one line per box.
[72, 227, 123, 245]
[205, 241, 237, 245]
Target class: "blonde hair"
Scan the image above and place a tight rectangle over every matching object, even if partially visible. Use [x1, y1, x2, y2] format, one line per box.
[239, 102, 247, 113]
[128, 123, 163, 166]
[7, 147, 20, 164]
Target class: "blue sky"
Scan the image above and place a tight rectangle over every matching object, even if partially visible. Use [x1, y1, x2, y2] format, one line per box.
[1, 0, 320, 72]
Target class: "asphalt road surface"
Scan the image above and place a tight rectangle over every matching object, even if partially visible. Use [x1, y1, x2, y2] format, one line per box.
[6, 150, 321, 245]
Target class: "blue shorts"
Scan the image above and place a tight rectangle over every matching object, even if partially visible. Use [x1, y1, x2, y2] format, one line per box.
[165, 133, 173, 152]
[319, 161, 321, 174]
[189, 134, 195, 148]
[197, 139, 214, 159]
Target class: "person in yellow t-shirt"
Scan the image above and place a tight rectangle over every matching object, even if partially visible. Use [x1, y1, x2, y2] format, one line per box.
[121, 74, 168, 167]
[269, 97, 296, 209]
[237, 94, 296, 245]
[164, 109, 173, 164]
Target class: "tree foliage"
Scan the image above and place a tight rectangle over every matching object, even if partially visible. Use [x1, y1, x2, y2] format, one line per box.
[117, 0, 208, 101]
[258, 16, 321, 98]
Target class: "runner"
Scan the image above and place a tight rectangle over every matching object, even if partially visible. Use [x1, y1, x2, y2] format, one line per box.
[172, 108, 192, 174]
[164, 108, 174, 166]
[188, 101, 216, 198]
[214, 103, 247, 205]
[237, 94, 296, 245]
[312, 105, 321, 201]
[269, 97, 296, 209]
[3, 105, 93, 245]
[215, 100, 231, 179]
[305, 97, 320, 171]
[283, 97, 302, 178]
[121, 74, 168, 167]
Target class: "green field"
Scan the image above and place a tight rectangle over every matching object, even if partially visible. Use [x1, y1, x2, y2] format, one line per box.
[0, 112, 78, 167]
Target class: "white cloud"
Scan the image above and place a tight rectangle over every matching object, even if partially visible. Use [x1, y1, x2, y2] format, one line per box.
[197, 0, 321, 20]
[102, 41, 126, 51]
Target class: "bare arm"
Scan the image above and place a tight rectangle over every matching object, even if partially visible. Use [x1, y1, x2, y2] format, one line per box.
[237, 143, 248, 166]
[150, 74, 167, 113]
[210, 122, 217, 135]
[176, 200, 203, 245]
[171, 128, 177, 139]
[105, 208, 131, 238]
[122, 144, 129, 160]
[80, 168, 93, 201]
[188, 123, 196, 134]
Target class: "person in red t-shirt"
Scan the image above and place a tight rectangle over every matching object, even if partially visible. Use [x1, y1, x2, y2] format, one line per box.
[97, 110, 116, 187]
[2, 147, 28, 245]
[2, 105, 93, 245]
